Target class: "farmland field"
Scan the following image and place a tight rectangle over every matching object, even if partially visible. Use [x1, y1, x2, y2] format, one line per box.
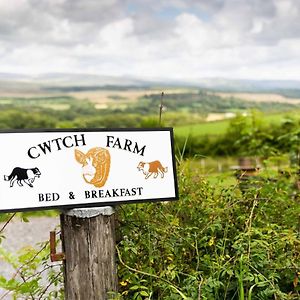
[68, 87, 198, 105]
[175, 110, 300, 137]
[213, 91, 300, 104]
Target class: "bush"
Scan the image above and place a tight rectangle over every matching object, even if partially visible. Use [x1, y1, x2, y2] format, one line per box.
[115, 166, 300, 299]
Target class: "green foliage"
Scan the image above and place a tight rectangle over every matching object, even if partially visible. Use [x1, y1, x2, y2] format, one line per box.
[0, 110, 57, 129]
[175, 111, 300, 158]
[111, 166, 300, 299]
[0, 237, 63, 299]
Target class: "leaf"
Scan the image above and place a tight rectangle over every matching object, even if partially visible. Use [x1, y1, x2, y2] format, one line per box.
[21, 216, 30, 223]
[140, 291, 149, 297]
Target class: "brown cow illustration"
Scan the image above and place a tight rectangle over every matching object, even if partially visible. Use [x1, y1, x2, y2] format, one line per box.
[75, 147, 110, 188]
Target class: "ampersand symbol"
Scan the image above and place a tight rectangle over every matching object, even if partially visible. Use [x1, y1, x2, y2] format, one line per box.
[69, 192, 75, 200]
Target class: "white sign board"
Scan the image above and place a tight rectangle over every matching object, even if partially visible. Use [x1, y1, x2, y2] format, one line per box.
[0, 128, 178, 212]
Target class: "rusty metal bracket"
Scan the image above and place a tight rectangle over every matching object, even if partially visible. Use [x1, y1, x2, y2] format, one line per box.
[50, 231, 65, 262]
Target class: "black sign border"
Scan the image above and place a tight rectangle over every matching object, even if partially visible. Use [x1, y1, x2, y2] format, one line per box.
[0, 128, 179, 213]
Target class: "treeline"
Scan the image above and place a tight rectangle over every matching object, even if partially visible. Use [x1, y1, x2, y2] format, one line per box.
[0, 108, 141, 129]
[1, 106, 299, 159]
[276, 89, 300, 98]
[139, 90, 299, 114]
[0, 95, 207, 130]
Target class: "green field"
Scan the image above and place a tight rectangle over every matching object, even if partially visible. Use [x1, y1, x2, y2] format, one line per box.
[175, 110, 300, 137]
[175, 119, 229, 136]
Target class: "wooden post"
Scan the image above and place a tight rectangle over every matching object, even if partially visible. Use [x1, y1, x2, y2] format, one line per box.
[60, 207, 117, 300]
[159, 91, 164, 126]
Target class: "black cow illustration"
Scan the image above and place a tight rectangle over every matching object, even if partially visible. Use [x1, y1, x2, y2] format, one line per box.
[4, 167, 41, 188]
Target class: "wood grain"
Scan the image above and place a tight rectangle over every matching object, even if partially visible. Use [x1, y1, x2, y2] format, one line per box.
[61, 212, 117, 299]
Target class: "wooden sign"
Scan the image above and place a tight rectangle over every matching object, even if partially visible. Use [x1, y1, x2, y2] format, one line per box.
[0, 128, 178, 212]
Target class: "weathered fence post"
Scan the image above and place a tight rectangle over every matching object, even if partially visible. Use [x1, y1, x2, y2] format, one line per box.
[61, 207, 117, 300]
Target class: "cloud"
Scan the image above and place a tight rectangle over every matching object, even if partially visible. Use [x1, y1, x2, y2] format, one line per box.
[0, 0, 299, 80]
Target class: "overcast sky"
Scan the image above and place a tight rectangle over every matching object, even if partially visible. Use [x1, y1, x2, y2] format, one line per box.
[0, 0, 299, 80]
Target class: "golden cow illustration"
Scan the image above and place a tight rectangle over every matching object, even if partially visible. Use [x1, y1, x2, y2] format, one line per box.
[75, 147, 110, 188]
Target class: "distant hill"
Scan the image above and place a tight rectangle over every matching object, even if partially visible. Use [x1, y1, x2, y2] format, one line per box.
[0, 72, 299, 94]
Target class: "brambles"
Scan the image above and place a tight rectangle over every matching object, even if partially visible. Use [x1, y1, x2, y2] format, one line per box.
[114, 167, 300, 299]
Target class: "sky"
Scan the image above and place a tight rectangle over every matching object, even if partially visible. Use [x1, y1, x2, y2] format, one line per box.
[0, 0, 300, 81]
